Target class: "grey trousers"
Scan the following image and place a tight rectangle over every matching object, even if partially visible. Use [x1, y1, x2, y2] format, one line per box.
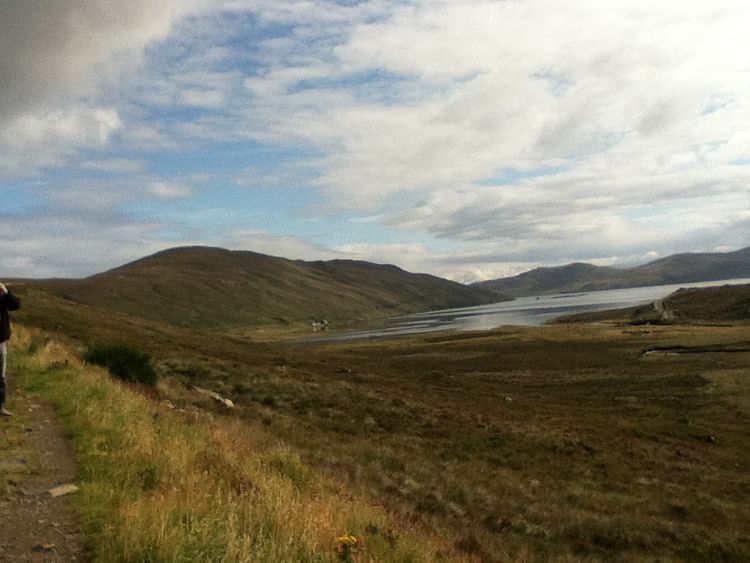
[0, 342, 6, 406]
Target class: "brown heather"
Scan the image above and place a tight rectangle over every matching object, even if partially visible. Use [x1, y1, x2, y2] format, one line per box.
[9, 280, 750, 561]
[10, 326, 468, 562]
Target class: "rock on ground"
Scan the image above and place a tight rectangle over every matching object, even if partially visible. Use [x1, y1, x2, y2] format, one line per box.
[0, 389, 84, 562]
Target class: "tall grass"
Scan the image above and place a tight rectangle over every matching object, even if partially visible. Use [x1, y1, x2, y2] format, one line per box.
[13, 327, 466, 563]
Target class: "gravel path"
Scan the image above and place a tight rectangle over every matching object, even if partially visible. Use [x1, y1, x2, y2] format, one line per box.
[0, 388, 84, 562]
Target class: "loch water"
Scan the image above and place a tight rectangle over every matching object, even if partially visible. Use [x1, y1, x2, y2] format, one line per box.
[316, 278, 750, 343]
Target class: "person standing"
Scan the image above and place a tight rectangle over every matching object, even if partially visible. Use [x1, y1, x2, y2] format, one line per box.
[0, 283, 21, 417]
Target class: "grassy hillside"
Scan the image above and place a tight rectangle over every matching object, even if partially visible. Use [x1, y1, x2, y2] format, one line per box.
[660, 283, 750, 322]
[31, 246, 501, 329]
[8, 326, 466, 562]
[10, 282, 750, 560]
[10, 251, 750, 561]
[475, 246, 750, 297]
[557, 283, 750, 325]
[32, 320, 750, 563]
[475, 262, 620, 297]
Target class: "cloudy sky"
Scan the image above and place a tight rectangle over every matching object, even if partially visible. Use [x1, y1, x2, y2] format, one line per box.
[1, 0, 749, 282]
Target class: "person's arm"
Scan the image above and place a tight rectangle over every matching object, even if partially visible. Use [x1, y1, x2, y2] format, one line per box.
[4, 291, 20, 311]
[0, 284, 20, 311]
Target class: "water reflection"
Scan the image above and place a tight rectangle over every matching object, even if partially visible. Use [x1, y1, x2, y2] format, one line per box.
[306, 278, 750, 343]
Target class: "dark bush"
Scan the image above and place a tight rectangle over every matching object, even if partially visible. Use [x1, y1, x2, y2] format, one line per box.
[84, 342, 158, 386]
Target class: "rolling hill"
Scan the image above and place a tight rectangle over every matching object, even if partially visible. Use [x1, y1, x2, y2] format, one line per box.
[29, 246, 501, 329]
[475, 246, 750, 297]
[658, 283, 750, 322]
[555, 283, 750, 325]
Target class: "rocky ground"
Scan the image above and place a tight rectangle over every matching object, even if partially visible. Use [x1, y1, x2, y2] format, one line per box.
[0, 388, 83, 562]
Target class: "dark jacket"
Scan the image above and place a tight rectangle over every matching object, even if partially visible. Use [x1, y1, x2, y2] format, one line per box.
[0, 291, 21, 342]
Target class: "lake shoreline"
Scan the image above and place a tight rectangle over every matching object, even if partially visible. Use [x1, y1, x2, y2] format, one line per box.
[289, 277, 750, 345]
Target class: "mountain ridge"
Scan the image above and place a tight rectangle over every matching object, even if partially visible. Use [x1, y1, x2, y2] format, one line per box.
[29, 246, 501, 329]
[474, 246, 750, 297]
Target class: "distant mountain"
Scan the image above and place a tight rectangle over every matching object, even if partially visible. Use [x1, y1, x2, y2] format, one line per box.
[474, 246, 750, 297]
[31, 246, 501, 329]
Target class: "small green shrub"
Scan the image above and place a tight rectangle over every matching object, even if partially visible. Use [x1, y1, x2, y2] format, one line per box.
[84, 342, 158, 386]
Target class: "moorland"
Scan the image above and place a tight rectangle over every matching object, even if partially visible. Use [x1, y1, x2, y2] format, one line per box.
[6, 247, 750, 561]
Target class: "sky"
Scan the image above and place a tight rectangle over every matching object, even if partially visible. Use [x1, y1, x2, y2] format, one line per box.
[1, 0, 749, 282]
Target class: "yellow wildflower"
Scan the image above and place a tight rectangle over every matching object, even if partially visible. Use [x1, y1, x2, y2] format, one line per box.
[337, 535, 358, 546]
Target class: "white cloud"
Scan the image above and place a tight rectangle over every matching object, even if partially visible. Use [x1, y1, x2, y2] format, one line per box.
[221, 230, 344, 261]
[219, 233, 531, 282]
[82, 158, 146, 174]
[210, 0, 750, 238]
[233, 162, 319, 189]
[0, 108, 123, 177]
[331, 240, 550, 283]
[148, 181, 194, 200]
[0, 0, 206, 121]
[0, 0, 206, 176]
[2, 0, 750, 280]
[180, 89, 227, 109]
[0, 214, 171, 278]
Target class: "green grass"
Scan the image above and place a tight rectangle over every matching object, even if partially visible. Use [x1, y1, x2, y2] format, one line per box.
[12, 326, 467, 563]
[558, 283, 750, 325]
[12, 288, 750, 561]
[153, 323, 750, 562]
[663, 284, 750, 322]
[0, 388, 38, 502]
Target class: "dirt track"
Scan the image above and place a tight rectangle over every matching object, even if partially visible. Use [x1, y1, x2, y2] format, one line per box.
[0, 388, 83, 562]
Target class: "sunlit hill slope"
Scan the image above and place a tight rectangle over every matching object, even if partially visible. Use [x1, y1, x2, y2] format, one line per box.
[30, 246, 501, 329]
